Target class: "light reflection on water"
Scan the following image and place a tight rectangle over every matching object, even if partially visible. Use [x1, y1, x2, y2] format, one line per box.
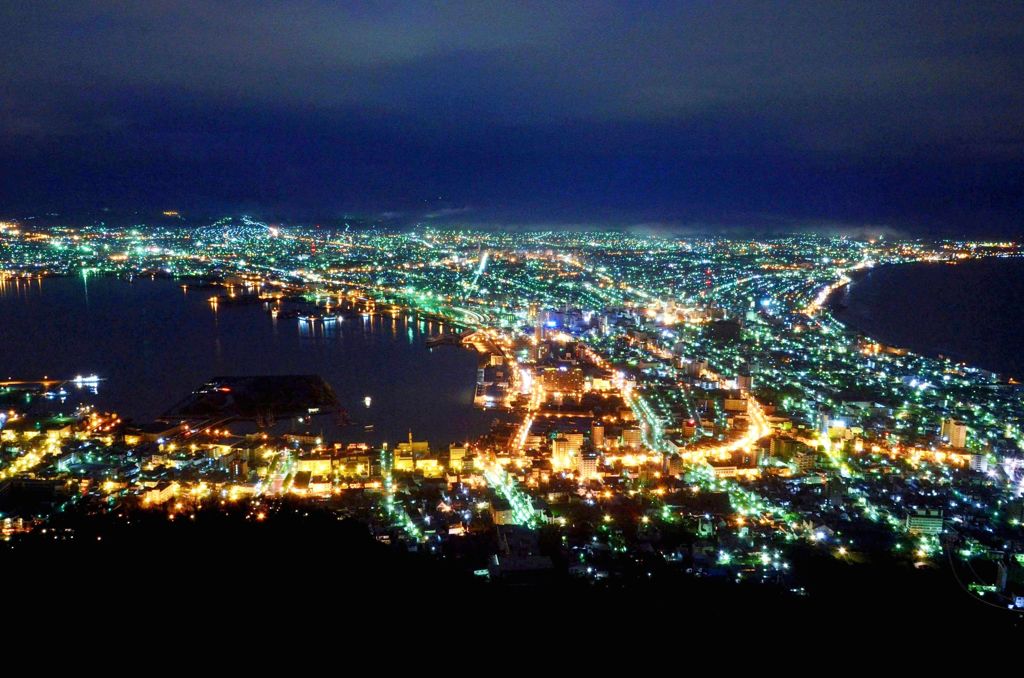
[0, 276, 493, 447]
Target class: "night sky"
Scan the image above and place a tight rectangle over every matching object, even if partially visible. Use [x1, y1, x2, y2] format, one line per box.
[2, 1, 1022, 234]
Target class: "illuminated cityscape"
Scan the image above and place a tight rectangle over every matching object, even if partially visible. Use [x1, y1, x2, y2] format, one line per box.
[3, 2, 1024, 633]
[1, 218, 1023, 623]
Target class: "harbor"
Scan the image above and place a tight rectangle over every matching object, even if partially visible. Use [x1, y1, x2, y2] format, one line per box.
[0, 275, 493, 448]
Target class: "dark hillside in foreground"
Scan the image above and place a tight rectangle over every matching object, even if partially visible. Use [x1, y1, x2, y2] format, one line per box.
[4, 504, 1019, 635]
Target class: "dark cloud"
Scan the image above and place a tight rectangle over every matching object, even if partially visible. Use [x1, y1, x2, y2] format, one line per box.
[2, 1, 1022, 233]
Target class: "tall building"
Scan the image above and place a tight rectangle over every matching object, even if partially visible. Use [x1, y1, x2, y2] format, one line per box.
[591, 421, 605, 450]
[737, 364, 753, 391]
[684, 358, 708, 378]
[552, 436, 580, 469]
[578, 452, 598, 482]
[448, 444, 467, 471]
[565, 432, 585, 453]
[818, 410, 831, 435]
[941, 418, 968, 449]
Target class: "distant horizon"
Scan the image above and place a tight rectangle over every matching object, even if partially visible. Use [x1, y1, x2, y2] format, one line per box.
[3, 208, 1019, 240]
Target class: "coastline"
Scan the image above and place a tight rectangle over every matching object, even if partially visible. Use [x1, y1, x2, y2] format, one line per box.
[826, 257, 1024, 380]
[0, 275, 494, 446]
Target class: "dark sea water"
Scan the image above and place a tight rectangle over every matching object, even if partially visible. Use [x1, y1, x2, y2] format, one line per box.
[0, 275, 492, 446]
[833, 257, 1024, 378]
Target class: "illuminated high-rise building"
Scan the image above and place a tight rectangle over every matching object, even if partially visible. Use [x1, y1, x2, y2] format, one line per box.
[578, 452, 598, 481]
[941, 418, 968, 449]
